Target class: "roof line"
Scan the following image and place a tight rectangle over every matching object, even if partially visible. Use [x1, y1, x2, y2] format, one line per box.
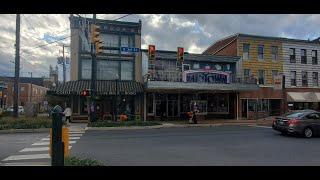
[202, 33, 238, 54]
[211, 36, 238, 55]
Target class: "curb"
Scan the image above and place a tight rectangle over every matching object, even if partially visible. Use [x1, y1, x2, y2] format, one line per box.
[0, 128, 50, 134]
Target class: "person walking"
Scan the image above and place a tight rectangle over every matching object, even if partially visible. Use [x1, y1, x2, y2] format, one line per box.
[63, 106, 72, 126]
[192, 110, 197, 124]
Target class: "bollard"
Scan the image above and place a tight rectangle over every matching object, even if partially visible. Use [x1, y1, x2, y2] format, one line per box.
[49, 127, 69, 157]
[51, 105, 64, 166]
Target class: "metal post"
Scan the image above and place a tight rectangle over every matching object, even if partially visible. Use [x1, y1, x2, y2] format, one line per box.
[115, 78, 118, 121]
[90, 14, 97, 122]
[13, 14, 20, 118]
[29, 72, 32, 102]
[63, 45, 66, 84]
[51, 105, 64, 166]
[143, 92, 146, 122]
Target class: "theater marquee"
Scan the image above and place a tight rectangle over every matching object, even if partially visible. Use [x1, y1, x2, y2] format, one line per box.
[182, 70, 230, 84]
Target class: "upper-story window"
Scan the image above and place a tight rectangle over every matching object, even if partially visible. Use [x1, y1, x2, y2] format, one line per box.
[243, 43, 250, 60]
[290, 71, 296, 86]
[312, 72, 319, 86]
[193, 63, 200, 69]
[301, 49, 307, 64]
[272, 70, 279, 85]
[258, 69, 265, 85]
[271, 46, 278, 61]
[258, 45, 264, 60]
[103, 34, 119, 54]
[244, 69, 251, 80]
[312, 50, 318, 65]
[302, 71, 308, 87]
[290, 48, 296, 63]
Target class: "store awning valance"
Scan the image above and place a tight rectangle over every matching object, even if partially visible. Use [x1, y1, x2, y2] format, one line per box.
[287, 92, 320, 102]
[47, 80, 144, 96]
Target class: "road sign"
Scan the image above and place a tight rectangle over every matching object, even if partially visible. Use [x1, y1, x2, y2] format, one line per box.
[120, 47, 140, 53]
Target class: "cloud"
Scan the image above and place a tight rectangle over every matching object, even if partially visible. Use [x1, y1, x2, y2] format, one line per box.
[0, 14, 320, 82]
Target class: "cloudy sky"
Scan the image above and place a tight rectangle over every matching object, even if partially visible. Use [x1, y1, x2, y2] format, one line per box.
[0, 14, 320, 81]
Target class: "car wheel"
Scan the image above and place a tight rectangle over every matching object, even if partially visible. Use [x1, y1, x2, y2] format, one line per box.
[304, 127, 313, 138]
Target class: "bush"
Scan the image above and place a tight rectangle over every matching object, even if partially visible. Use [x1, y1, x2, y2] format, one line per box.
[88, 120, 161, 127]
[0, 117, 52, 130]
[65, 156, 104, 166]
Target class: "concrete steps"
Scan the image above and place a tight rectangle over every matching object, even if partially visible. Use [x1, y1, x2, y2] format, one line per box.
[70, 115, 89, 123]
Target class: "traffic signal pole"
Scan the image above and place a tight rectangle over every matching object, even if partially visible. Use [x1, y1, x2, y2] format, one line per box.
[90, 14, 97, 122]
[13, 14, 20, 118]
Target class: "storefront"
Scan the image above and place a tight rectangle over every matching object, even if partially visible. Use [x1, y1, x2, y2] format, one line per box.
[286, 91, 320, 111]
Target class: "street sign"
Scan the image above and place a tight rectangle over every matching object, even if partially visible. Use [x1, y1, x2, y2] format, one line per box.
[120, 47, 140, 53]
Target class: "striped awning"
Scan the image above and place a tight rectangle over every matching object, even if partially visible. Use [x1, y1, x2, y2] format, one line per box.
[47, 80, 144, 96]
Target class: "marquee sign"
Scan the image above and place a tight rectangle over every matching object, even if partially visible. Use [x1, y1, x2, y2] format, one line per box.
[182, 70, 231, 84]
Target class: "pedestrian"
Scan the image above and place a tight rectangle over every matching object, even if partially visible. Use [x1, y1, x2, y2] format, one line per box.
[192, 110, 197, 124]
[63, 106, 72, 126]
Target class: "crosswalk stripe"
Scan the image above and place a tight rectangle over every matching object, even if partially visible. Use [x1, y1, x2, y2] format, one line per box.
[70, 134, 82, 137]
[41, 137, 80, 141]
[32, 141, 76, 146]
[2, 154, 50, 161]
[2, 162, 50, 166]
[20, 146, 72, 152]
[69, 131, 85, 134]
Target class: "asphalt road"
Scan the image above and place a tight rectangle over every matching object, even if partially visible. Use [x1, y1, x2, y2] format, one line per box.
[70, 125, 320, 166]
[0, 132, 47, 161]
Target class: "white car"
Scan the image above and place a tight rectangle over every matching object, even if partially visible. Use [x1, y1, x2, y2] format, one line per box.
[7, 106, 24, 114]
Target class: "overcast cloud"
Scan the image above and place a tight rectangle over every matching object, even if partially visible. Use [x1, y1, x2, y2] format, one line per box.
[0, 14, 319, 81]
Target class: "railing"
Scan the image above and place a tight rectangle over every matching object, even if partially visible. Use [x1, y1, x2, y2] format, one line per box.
[143, 72, 258, 84]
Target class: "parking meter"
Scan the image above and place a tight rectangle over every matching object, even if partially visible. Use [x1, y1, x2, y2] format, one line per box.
[51, 105, 64, 166]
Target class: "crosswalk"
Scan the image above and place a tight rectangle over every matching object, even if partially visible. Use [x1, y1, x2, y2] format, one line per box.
[1, 123, 87, 166]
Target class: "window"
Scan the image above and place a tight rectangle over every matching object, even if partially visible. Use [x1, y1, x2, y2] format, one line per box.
[248, 99, 256, 111]
[271, 46, 278, 61]
[290, 48, 296, 63]
[258, 45, 264, 60]
[102, 34, 119, 54]
[244, 69, 251, 80]
[312, 50, 318, 65]
[193, 63, 200, 69]
[20, 87, 25, 92]
[81, 59, 92, 79]
[97, 61, 119, 80]
[258, 99, 269, 112]
[182, 64, 190, 71]
[243, 43, 250, 60]
[258, 70, 265, 85]
[121, 61, 133, 80]
[272, 70, 279, 84]
[120, 35, 134, 55]
[291, 71, 296, 86]
[302, 71, 308, 87]
[312, 72, 318, 86]
[306, 113, 319, 119]
[147, 93, 154, 114]
[301, 49, 307, 64]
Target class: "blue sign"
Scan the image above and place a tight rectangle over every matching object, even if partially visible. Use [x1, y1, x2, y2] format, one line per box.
[120, 47, 140, 53]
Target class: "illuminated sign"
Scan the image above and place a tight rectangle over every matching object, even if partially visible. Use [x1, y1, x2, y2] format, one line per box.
[182, 70, 230, 84]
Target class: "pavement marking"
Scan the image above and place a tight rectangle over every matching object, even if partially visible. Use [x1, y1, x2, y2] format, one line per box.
[41, 137, 80, 141]
[70, 134, 82, 137]
[20, 146, 72, 152]
[69, 131, 85, 134]
[2, 154, 50, 161]
[249, 125, 272, 129]
[32, 141, 76, 146]
[2, 162, 50, 166]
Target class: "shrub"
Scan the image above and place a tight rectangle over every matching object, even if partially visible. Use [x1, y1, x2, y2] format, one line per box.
[64, 156, 104, 166]
[0, 117, 52, 130]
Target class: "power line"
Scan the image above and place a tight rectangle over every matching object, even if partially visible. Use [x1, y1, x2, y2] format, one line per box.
[113, 14, 132, 21]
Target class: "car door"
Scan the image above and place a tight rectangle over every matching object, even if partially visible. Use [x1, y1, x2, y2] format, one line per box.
[314, 113, 320, 136]
[305, 113, 319, 135]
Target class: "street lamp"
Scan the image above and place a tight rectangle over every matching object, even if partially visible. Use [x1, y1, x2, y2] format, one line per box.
[115, 74, 119, 121]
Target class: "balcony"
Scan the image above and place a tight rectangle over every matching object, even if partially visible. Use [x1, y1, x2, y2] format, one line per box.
[143, 71, 259, 92]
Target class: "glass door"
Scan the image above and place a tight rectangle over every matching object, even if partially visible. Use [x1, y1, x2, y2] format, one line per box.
[168, 100, 178, 117]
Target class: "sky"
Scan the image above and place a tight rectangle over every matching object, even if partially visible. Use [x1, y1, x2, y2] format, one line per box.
[0, 14, 320, 81]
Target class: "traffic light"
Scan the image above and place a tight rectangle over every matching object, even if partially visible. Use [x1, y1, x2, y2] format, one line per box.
[95, 40, 103, 54]
[90, 24, 101, 43]
[177, 47, 184, 62]
[81, 89, 90, 97]
[148, 45, 156, 60]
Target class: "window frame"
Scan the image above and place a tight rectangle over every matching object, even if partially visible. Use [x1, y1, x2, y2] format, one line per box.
[301, 49, 307, 64]
[302, 71, 308, 87]
[243, 43, 250, 60]
[271, 46, 278, 61]
[290, 71, 297, 86]
[312, 50, 318, 65]
[258, 45, 264, 60]
[290, 48, 296, 63]
[272, 70, 279, 85]
[258, 69, 265, 85]
[312, 72, 319, 87]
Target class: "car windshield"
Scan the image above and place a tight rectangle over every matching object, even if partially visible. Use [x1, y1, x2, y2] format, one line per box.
[285, 112, 304, 118]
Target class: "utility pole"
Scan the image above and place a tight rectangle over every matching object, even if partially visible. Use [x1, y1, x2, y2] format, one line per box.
[62, 45, 66, 83]
[13, 14, 20, 118]
[28, 72, 32, 102]
[90, 14, 97, 122]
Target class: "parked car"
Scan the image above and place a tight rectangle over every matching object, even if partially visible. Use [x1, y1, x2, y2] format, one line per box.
[6, 106, 24, 114]
[272, 110, 320, 138]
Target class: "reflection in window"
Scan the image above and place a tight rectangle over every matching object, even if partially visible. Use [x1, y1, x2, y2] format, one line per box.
[121, 61, 133, 80]
[81, 59, 91, 79]
[97, 61, 119, 80]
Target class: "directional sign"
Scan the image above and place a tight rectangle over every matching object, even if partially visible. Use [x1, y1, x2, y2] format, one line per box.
[120, 47, 140, 53]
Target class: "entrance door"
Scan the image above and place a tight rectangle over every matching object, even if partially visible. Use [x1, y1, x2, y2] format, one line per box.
[168, 100, 178, 117]
[241, 99, 247, 119]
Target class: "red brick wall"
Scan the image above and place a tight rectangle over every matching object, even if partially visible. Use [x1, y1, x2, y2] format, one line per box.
[240, 87, 283, 99]
[203, 36, 237, 55]
[214, 40, 237, 56]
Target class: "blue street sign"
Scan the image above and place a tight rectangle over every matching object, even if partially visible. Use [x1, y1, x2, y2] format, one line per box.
[120, 47, 140, 53]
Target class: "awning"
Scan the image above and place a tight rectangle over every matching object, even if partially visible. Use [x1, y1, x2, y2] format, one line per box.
[47, 80, 144, 96]
[287, 92, 320, 102]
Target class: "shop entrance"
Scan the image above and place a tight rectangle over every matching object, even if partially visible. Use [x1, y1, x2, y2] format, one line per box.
[168, 100, 178, 117]
[241, 99, 248, 119]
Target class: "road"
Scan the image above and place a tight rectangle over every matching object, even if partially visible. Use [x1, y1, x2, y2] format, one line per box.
[70, 125, 320, 166]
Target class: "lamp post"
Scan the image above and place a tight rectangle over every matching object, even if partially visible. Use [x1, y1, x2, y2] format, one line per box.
[28, 72, 32, 102]
[115, 74, 119, 121]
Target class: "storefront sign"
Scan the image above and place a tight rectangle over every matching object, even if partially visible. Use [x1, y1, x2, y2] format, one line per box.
[182, 70, 230, 84]
[274, 75, 283, 90]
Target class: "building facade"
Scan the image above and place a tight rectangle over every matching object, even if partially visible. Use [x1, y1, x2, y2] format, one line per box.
[204, 34, 284, 119]
[282, 40, 320, 111]
[48, 15, 144, 121]
[142, 49, 259, 121]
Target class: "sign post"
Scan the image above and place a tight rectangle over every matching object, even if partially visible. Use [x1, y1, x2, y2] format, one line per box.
[51, 105, 64, 166]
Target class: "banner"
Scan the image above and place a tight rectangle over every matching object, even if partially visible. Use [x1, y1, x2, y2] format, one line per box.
[274, 75, 283, 90]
